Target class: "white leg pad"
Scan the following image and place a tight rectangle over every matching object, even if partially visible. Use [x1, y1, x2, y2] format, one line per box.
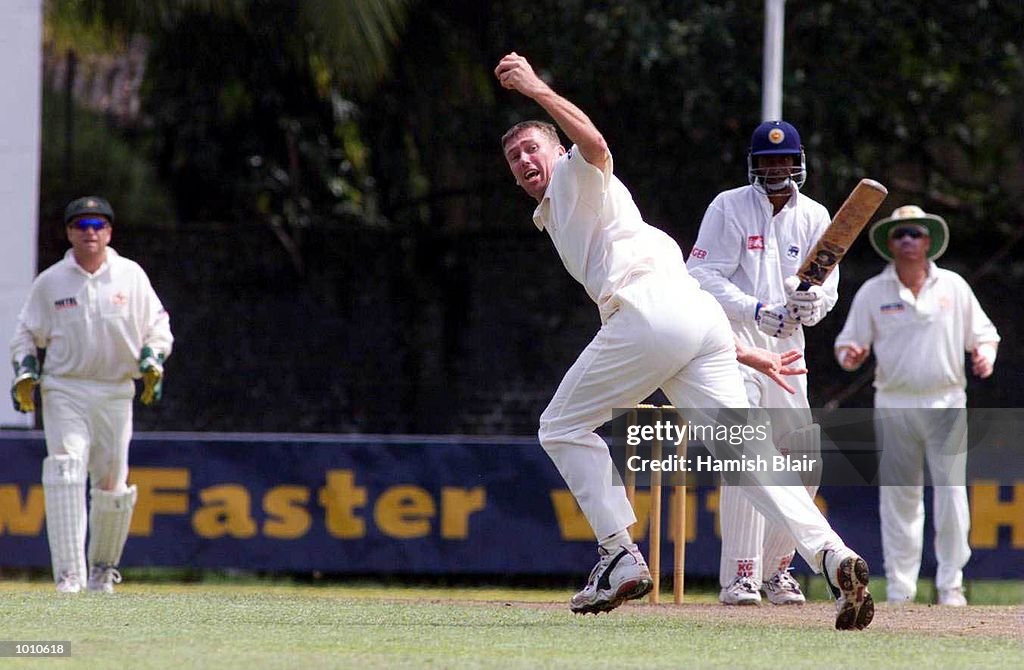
[42, 455, 88, 583]
[88, 486, 138, 567]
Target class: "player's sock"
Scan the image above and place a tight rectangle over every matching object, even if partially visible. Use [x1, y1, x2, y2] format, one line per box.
[599, 528, 632, 553]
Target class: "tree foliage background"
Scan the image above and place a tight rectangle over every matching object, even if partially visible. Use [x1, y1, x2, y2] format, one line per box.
[39, 0, 1024, 432]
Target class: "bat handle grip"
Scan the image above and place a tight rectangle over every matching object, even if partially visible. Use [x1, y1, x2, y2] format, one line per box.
[797, 280, 812, 292]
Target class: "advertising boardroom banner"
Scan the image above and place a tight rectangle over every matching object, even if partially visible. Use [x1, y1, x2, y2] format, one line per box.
[1, 430, 1022, 578]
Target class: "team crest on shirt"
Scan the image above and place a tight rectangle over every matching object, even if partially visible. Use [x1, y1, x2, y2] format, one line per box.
[690, 247, 708, 260]
[747, 235, 764, 250]
[786, 245, 800, 259]
[880, 302, 905, 314]
[54, 297, 78, 310]
[111, 292, 128, 306]
[938, 295, 952, 310]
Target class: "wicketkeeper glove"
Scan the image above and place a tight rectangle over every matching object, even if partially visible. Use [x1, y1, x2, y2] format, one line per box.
[783, 276, 827, 327]
[10, 354, 40, 413]
[755, 303, 799, 339]
[139, 346, 165, 406]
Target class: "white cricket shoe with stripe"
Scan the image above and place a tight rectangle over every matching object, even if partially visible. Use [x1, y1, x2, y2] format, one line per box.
[570, 544, 653, 614]
[821, 547, 874, 630]
[762, 569, 806, 605]
[719, 576, 761, 605]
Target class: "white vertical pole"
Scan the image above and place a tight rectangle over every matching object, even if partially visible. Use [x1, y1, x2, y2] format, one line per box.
[0, 0, 41, 428]
[762, 0, 785, 121]
[0, 0, 42, 428]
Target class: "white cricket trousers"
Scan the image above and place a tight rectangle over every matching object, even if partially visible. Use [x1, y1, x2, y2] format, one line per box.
[875, 389, 970, 601]
[719, 369, 815, 586]
[41, 376, 135, 491]
[537, 272, 843, 569]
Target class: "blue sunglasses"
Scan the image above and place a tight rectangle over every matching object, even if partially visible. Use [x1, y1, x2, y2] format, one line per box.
[71, 217, 109, 231]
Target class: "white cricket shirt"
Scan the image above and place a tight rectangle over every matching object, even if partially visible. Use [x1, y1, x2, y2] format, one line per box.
[834, 262, 999, 394]
[685, 185, 838, 352]
[533, 146, 697, 323]
[10, 248, 173, 383]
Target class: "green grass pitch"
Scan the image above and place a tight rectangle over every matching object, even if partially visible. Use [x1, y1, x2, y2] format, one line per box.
[0, 580, 1020, 669]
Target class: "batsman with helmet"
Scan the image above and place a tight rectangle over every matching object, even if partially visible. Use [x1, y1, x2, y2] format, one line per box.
[10, 196, 173, 594]
[688, 120, 834, 607]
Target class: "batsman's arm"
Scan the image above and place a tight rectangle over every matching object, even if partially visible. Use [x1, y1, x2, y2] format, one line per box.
[686, 199, 760, 323]
[494, 52, 608, 169]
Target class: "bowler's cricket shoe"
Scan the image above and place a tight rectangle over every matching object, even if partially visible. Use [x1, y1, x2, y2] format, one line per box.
[821, 548, 874, 630]
[762, 569, 806, 605]
[570, 544, 653, 614]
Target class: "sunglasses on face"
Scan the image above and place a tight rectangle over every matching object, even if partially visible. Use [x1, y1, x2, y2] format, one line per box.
[71, 217, 109, 231]
[889, 226, 926, 240]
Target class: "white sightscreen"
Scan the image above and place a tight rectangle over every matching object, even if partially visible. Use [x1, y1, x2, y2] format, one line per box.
[0, 0, 41, 428]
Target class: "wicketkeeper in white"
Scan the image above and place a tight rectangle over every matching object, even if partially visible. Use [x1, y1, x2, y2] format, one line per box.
[496, 53, 873, 629]
[10, 196, 172, 594]
[835, 205, 998, 607]
[687, 120, 835, 606]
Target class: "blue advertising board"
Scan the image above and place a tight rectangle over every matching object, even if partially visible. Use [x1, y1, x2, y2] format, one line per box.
[1, 432, 1021, 578]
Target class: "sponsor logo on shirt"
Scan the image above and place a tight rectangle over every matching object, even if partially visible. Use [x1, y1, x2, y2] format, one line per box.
[747, 235, 764, 250]
[111, 292, 128, 306]
[880, 302, 905, 314]
[54, 297, 78, 310]
[690, 247, 707, 260]
[786, 244, 800, 259]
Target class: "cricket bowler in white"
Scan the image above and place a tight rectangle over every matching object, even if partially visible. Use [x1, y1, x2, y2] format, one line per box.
[835, 205, 999, 606]
[10, 196, 173, 594]
[687, 120, 835, 606]
[495, 52, 873, 629]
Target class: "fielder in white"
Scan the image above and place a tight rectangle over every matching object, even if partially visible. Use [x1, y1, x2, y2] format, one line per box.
[687, 120, 835, 606]
[10, 196, 172, 594]
[835, 205, 998, 607]
[495, 53, 873, 629]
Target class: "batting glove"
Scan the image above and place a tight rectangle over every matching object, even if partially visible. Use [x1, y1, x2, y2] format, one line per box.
[139, 346, 165, 406]
[10, 354, 40, 413]
[784, 277, 827, 327]
[755, 303, 799, 339]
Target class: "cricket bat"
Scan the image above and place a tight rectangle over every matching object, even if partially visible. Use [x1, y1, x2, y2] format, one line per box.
[796, 178, 888, 290]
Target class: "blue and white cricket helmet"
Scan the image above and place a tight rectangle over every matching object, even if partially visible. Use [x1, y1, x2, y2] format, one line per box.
[747, 120, 806, 193]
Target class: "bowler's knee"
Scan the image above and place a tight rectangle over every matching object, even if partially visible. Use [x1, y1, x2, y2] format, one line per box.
[538, 418, 588, 453]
